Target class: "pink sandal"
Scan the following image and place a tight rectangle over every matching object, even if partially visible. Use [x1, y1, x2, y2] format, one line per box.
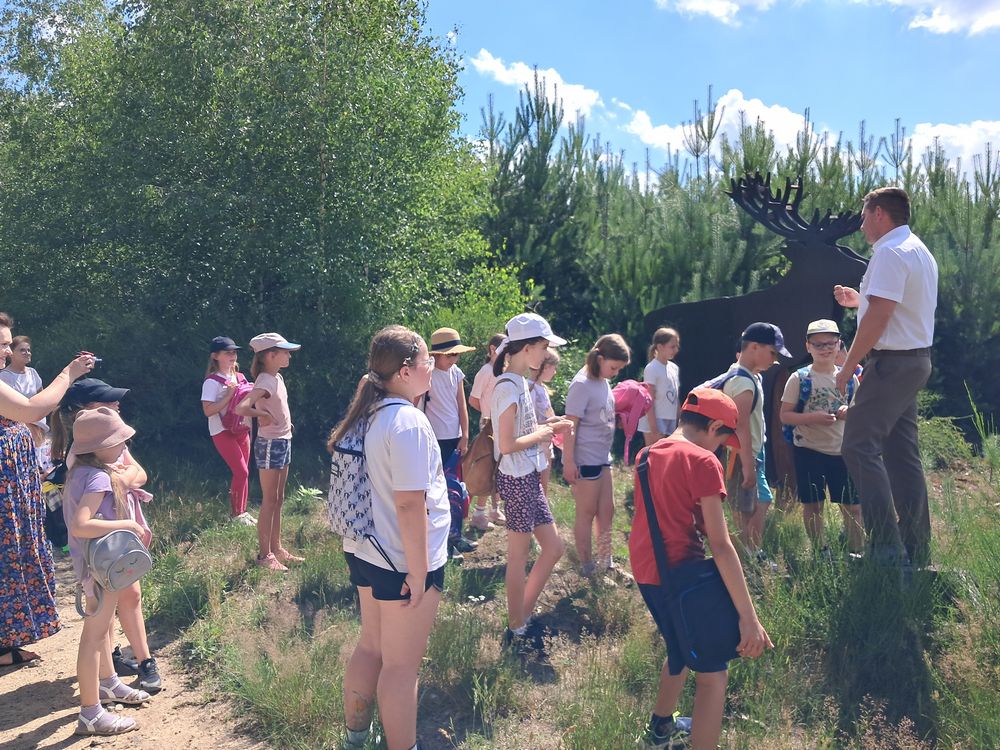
[256, 553, 288, 571]
[274, 548, 305, 564]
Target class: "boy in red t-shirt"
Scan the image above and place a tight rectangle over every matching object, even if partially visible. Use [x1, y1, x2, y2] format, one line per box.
[630, 388, 773, 750]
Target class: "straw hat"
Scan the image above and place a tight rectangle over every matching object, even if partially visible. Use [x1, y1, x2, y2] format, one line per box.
[429, 328, 475, 355]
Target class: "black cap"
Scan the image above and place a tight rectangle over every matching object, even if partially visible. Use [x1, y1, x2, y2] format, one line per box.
[64, 378, 130, 407]
[210, 336, 241, 353]
[741, 322, 792, 358]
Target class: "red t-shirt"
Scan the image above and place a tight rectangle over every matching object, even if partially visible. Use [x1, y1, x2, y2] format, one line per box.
[629, 439, 727, 586]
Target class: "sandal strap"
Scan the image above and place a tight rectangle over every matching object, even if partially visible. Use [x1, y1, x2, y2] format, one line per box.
[100, 683, 151, 704]
[77, 710, 137, 735]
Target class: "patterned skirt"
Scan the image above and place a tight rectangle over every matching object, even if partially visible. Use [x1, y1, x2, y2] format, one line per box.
[0, 417, 61, 649]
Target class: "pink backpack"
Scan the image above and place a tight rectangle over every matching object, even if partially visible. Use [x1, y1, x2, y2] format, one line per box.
[209, 373, 254, 435]
[612, 379, 653, 464]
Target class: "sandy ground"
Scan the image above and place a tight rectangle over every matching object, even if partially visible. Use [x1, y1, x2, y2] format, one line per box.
[0, 557, 267, 750]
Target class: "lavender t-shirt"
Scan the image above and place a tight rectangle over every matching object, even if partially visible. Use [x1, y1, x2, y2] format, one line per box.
[62, 466, 118, 595]
[564, 368, 615, 467]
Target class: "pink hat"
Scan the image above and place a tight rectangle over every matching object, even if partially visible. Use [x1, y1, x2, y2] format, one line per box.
[69, 406, 136, 456]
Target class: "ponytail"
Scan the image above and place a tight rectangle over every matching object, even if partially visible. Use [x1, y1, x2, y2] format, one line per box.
[585, 334, 631, 378]
[647, 327, 679, 360]
[327, 326, 422, 451]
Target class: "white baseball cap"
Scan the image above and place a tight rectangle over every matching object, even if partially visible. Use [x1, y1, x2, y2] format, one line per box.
[500, 313, 567, 352]
[249, 332, 301, 353]
[806, 319, 840, 336]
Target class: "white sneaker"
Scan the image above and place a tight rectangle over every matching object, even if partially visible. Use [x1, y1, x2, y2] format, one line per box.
[234, 512, 257, 526]
[469, 510, 495, 532]
[489, 507, 506, 526]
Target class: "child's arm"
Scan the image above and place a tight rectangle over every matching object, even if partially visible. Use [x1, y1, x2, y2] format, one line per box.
[113, 449, 147, 489]
[202, 381, 236, 417]
[235, 387, 273, 426]
[731, 390, 756, 489]
[393, 489, 429, 609]
[457, 380, 470, 456]
[561, 415, 581, 483]
[70, 491, 145, 540]
[780, 400, 837, 427]
[469, 395, 482, 412]
[701, 495, 773, 659]
[496, 403, 571, 457]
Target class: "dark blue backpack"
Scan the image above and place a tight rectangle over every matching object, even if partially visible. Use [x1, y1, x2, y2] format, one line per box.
[700, 366, 760, 412]
[782, 366, 856, 444]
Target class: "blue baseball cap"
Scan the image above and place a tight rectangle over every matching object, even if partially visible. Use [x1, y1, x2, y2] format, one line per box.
[742, 322, 792, 358]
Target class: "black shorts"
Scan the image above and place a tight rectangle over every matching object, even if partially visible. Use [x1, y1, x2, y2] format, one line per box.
[578, 463, 610, 481]
[638, 583, 728, 675]
[344, 552, 446, 601]
[793, 446, 858, 505]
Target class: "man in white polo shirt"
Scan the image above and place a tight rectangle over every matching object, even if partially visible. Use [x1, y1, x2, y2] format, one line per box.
[834, 187, 938, 568]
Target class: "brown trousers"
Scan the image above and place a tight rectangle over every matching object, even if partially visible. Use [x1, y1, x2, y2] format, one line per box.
[842, 350, 932, 564]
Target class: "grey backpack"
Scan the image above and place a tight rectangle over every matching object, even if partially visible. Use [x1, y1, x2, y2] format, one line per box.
[75, 527, 153, 617]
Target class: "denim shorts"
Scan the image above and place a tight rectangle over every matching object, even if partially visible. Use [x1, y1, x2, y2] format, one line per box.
[254, 437, 291, 470]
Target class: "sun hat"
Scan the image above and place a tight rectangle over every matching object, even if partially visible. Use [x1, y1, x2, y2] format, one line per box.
[741, 322, 792, 358]
[497, 313, 567, 355]
[64, 378, 130, 407]
[68, 406, 136, 456]
[681, 388, 741, 449]
[806, 319, 840, 336]
[210, 336, 241, 352]
[248, 333, 301, 353]
[429, 327, 476, 355]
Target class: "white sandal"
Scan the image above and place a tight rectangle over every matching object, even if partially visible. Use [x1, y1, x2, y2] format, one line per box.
[100, 682, 151, 705]
[75, 709, 138, 736]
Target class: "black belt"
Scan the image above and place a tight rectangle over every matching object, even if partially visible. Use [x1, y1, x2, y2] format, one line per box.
[870, 347, 931, 357]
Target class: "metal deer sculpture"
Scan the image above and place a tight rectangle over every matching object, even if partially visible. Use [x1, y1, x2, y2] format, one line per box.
[644, 172, 868, 488]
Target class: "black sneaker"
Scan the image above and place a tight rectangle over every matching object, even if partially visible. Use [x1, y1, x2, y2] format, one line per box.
[447, 545, 465, 563]
[137, 657, 162, 693]
[111, 645, 138, 676]
[450, 536, 479, 554]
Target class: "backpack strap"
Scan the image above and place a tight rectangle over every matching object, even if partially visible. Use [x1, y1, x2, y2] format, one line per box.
[636, 447, 673, 588]
[794, 366, 813, 414]
[718, 367, 759, 412]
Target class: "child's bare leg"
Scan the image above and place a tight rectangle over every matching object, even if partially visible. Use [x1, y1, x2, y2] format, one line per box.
[114, 582, 151, 661]
[269, 466, 289, 552]
[539, 467, 550, 497]
[522, 523, 564, 619]
[691, 670, 728, 750]
[571, 479, 600, 567]
[343, 587, 382, 733]
[505, 531, 532, 629]
[652, 660, 688, 717]
[79, 592, 119, 706]
[802, 502, 825, 550]
[257, 468, 281, 557]
[840, 504, 865, 553]
[748, 501, 769, 551]
[594, 469, 614, 564]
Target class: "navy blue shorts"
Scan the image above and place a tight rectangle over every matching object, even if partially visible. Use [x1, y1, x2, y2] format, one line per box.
[639, 583, 729, 675]
[578, 464, 610, 481]
[255, 437, 291, 470]
[345, 552, 446, 602]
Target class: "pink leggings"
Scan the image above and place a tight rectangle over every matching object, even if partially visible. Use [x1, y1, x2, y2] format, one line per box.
[212, 431, 251, 516]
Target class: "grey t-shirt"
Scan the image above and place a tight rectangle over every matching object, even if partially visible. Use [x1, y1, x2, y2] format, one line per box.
[564, 368, 615, 467]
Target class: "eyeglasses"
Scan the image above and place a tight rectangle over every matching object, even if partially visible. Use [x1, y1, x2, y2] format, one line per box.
[809, 340, 840, 351]
[405, 357, 434, 369]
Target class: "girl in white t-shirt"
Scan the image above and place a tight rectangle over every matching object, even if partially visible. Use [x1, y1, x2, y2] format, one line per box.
[329, 325, 448, 750]
[638, 327, 681, 446]
[491, 313, 573, 651]
[200, 336, 254, 526]
[468, 332, 505, 530]
[236, 332, 302, 571]
[529, 348, 561, 496]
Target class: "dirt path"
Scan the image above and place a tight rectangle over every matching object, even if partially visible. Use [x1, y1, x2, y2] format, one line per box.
[0, 557, 266, 750]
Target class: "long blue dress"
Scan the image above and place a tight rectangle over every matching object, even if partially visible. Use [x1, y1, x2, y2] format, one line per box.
[0, 417, 61, 649]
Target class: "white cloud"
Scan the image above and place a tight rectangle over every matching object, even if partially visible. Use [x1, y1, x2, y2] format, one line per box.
[653, 0, 1000, 34]
[910, 120, 1000, 174]
[623, 88, 1000, 177]
[625, 88, 809, 155]
[468, 49, 602, 124]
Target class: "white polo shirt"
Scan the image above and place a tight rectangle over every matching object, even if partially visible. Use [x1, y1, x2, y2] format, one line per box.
[859, 224, 938, 350]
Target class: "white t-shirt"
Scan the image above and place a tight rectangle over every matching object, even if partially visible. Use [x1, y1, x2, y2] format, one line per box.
[638, 359, 680, 432]
[0, 367, 47, 430]
[721, 364, 765, 454]
[424, 365, 464, 439]
[860, 225, 938, 350]
[564, 368, 615, 467]
[201, 374, 238, 437]
[359, 398, 450, 573]
[491, 374, 547, 477]
[781, 366, 859, 456]
[469, 364, 497, 421]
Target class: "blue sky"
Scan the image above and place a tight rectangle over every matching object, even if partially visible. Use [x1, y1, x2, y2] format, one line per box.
[426, 0, 1000, 175]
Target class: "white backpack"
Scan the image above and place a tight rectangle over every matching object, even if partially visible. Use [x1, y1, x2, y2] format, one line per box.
[75, 526, 152, 617]
[327, 400, 405, 541]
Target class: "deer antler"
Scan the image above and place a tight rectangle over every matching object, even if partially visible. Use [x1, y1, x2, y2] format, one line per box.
[727, 172, 862, 244]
